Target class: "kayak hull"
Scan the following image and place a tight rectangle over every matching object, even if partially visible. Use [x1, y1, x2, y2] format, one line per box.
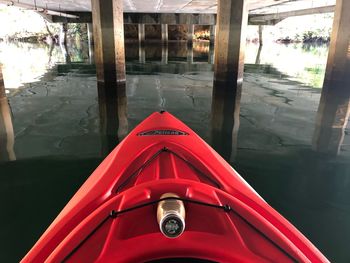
[22, 112, 329, 263]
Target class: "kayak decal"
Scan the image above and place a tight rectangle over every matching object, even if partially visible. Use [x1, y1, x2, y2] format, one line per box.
[137, 130, 189, 136]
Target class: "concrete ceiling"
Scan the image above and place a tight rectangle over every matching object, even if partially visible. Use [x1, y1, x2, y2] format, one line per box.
[1, 0, 336, 13]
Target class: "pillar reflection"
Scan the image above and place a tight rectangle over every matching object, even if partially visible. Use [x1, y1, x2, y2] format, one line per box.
[211, 81, 240, 162]
[255, 44, 262, 65]
[139, 44, 146, 64]
[60, 42, 71, 64]
[208, 44, 215, 64]
[98, 81, 128, 156]
[161, 44, 168, 65]
[187, 44, 194, 64]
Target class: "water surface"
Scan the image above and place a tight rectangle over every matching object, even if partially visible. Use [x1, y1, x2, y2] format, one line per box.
[0, 41, 349, 262]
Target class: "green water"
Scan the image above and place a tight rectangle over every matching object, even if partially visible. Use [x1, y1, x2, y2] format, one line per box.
[0, 41, 349, 262]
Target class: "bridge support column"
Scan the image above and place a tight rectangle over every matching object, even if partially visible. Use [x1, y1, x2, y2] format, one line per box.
[0, 66, 16, 161]
[91, 0, 126, 84]
[211, 0, 248, 161]
[59, 23, 67, 45]
[87, 23, 94, 46]
[92, 0, 126, 154]
[161, 24, 168, 45]
[87, 23, 95, 63]
[258, 25, 263, 46]
[312, 0, 350, 155]
[138, 24, 145, 45]
[187, 24, 194, 46]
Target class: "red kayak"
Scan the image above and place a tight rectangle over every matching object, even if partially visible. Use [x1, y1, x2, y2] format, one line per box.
[22, 111, 328, 263]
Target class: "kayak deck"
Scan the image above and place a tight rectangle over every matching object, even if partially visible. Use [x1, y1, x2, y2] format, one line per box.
[22, 112, 328, 263]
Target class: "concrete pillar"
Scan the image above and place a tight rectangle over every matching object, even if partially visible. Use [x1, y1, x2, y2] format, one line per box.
[211, 0, 248, 161]
[187, 24, 194, 46]
[98, 82, 128, 155]
[87, 23, 94, 64]
[87, 23, 94, 46]
[161, 44, 168, 64]
[59, 23, 68, 45]
[161, 24, 168, 45]
[258, 25, 263, 46]
[0, 66, 16, 161]
[209, 25, 216, 46]
[138, 24, 145, 45]
[91, 0, 126, 84]
[312, 0, 350, 155]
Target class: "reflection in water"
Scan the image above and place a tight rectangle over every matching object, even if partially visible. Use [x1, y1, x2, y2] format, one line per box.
[211, 84, 239, 162]
[187, 44, 193, 64]
[246, 42, 329, 88]
[60, 43, 71, 64]
[98, 81, 128, 155]
[161, 45, 168, 64]
[0, 40, 349, 262]
[0, 66, 16, 161]
[255, 44, 262, 65]
[0, 41, 90, 90]
[88, 43, 95, 64]
[127, 42, 211, 64]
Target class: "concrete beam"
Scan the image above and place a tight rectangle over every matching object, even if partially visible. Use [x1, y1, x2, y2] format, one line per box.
[53, 12, 217, 25]
[312, 0, 350, 155]
[0, 66, 16, 161]
[91, 0, 126, 84]
[51, 8, 335, 25]
[52, 11, 92, 23]
[211, 0, 248, 161]
[250, 5, 335, 25]
[124, 13, 217, 25]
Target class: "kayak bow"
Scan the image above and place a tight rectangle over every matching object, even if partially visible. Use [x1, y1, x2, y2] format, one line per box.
[22, 111, 329, 263]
